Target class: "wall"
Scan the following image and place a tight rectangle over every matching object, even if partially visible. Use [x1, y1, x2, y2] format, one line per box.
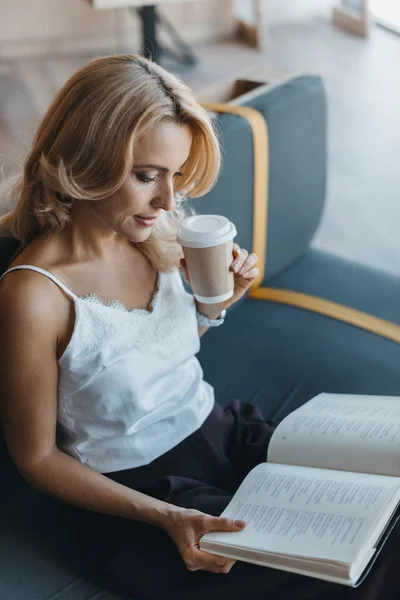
[0, 0, 234, 59]
[263, 0, 336, 24]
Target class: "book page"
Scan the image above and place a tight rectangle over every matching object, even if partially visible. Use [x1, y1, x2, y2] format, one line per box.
[200, 462, 400, 565]
[267, 394, 400, 476]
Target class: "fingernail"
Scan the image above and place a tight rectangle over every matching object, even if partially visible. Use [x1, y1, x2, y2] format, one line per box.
[235, 520, 246, 527]
[232, 263, 239, 272]
[238, 266, 245, 275]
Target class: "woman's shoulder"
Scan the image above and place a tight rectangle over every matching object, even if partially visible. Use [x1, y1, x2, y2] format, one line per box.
[0, 234, 68, 325]
[7, 231, 62, 269]
[0, 267, 63, 326]
[0, 276, 63, 363]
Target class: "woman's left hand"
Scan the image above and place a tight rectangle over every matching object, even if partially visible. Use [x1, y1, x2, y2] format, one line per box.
[180, 244, 260, 312]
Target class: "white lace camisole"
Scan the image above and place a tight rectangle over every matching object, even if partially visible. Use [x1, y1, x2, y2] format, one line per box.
[1, 265, 215, 473]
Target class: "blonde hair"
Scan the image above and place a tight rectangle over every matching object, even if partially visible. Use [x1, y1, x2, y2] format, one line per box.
[0, 54, 221, 271]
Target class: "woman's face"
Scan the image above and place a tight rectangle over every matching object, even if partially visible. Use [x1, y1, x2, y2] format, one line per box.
[89, 120, 192, 242]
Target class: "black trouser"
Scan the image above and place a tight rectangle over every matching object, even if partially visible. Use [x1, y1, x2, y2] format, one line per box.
[74, 401, 400, 600]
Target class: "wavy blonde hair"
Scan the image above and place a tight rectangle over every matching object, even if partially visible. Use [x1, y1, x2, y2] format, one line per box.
[0, 54, 221, 271]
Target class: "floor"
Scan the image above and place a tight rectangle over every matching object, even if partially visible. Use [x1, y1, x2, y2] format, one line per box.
[0, 7, 399, 277]
[261, 15, 400, 278]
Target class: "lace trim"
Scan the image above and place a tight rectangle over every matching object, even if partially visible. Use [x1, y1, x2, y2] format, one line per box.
[78, 273, 162, 315]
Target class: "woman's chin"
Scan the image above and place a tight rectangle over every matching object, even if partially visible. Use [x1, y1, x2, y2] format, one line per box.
[118, 217, 153, 242]
[120, 224, 152, 243]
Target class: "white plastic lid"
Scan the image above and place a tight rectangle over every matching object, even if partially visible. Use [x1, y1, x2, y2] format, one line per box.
[177, 215, 237, 248]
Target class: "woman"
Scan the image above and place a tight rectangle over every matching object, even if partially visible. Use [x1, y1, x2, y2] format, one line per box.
[0, 54, 398, 600]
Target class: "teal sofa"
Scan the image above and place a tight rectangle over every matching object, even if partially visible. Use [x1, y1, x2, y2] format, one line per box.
[1, 74, 399, 600]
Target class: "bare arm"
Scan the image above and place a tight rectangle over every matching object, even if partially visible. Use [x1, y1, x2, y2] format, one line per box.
[0, 274, 173, 528]
[0, 272, 244, 574]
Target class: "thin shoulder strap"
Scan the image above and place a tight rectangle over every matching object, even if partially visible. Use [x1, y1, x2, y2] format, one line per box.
[0, 265, 78, 301]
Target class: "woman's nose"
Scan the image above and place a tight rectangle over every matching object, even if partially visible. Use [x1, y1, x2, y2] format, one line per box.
[158, 179, 176, 212]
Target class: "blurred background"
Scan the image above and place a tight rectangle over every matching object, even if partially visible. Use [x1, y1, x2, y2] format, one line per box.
[0, 0, 398, 276]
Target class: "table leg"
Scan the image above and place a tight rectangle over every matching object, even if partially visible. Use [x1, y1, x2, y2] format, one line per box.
[133, 4, 196, 68]
[141, 5, 161, 63]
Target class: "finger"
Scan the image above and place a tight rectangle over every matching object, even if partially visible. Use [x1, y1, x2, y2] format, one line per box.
[201, 558, 236, 574]
[189, 548, 235, 572]
[242, 267, 260, 279]
[238, 253, 258, 275]
[217, 560, 236, 574]
[233, 243, 241, 257]
[207, 516, 246, 533]
[185, 548, 227, 571]
[231, 249, 248, 273]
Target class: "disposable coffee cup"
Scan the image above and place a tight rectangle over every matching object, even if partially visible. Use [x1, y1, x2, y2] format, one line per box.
[177, 215, 237, 304]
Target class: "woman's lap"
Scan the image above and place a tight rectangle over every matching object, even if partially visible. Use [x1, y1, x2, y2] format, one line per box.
[106, 400, 276, 497]
[78, 488, 400, 600]
[74, 401, 400, 599]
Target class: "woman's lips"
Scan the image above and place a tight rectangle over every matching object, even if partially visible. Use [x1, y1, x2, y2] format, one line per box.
[135, 216, 157, 227]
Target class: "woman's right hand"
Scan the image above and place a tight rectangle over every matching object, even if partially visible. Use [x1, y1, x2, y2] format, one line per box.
[163, 507, 246, 574]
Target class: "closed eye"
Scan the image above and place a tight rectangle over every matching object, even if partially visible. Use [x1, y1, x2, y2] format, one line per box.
[136, 171, 183, 184]
[136, 173, 157, 184]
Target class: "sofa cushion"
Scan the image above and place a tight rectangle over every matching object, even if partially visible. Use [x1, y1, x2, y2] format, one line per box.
[0, 490, 104, 600]
[198, 248, 400, 422]
[263, 247, 400, 327]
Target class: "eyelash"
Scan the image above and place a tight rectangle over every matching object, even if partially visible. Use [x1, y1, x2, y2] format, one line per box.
[136, 174, 157, 184]
[136, 172, 183, 185]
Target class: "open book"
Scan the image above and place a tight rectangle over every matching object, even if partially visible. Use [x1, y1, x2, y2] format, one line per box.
[200, 393, 400, 586]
